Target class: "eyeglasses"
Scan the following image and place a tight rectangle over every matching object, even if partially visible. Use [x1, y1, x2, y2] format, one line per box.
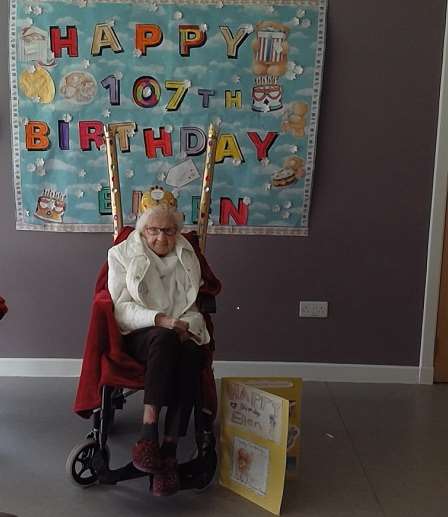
[144, 226, 177, 236]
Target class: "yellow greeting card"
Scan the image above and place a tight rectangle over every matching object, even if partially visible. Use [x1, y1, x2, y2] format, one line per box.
[219, 377, 303, 515]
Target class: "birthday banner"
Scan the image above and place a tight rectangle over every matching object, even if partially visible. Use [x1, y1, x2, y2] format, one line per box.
[9, 0, 327, 234]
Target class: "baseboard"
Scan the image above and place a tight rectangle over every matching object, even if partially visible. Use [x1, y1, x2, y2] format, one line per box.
[214, 361, 421, 383]
[0, 359, 82, 377]
[0, 358, 424, 383]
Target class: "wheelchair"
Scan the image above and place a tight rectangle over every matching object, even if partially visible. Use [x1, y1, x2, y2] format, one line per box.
[66, 382, 218, 491]
[67, 227, 220, 492]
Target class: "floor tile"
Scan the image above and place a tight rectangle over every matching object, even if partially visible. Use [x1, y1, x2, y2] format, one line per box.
[328, 383, 448, 517]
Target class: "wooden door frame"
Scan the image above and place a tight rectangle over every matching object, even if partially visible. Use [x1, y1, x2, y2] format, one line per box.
[419, 3, 448, 384]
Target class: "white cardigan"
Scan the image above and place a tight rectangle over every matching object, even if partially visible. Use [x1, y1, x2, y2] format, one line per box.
[107, 230, 209, 344]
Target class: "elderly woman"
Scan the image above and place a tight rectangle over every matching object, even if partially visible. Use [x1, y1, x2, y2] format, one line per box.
[107, 197, 212, 496]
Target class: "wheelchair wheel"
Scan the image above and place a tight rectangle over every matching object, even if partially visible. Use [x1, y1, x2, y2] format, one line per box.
[66, 440, 109, 488]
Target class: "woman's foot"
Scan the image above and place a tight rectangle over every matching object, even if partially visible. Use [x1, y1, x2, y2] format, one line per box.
[132, 439, 163, 473]
[152, 456, 179, 496]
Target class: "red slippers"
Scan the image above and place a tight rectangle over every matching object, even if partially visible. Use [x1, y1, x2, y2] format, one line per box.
[132, 439, 163, 473]
[152, 456, 179, 496]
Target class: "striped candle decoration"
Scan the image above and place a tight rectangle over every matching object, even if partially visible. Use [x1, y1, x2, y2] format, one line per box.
[197, 121, 220, 254]
[104, 123, 124, 240]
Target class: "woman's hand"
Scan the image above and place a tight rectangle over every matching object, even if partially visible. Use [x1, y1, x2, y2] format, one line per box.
[155, 313, 189, 337]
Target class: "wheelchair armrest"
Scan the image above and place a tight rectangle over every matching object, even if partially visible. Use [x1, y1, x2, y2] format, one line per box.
[196, 293, 216, 314]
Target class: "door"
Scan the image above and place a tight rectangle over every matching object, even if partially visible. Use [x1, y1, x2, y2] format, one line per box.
[434, 197, 448, 382]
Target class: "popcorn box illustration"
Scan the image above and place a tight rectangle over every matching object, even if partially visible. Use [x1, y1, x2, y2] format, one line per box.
[19, 26, 50, 63]
[251, 22, 289, 112]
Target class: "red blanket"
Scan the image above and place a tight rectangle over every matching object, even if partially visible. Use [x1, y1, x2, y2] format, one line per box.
[74, 227, 221, 418]
[0, 296, 7, 320]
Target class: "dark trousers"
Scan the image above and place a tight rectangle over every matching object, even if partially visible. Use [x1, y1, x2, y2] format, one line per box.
[123, 326, 202, 437]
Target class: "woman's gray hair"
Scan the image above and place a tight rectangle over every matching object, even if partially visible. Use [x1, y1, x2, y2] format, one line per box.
[136, 205, 185, 235]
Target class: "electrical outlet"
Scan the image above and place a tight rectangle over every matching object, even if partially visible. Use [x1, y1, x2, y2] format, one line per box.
[299, 301, 328, 318]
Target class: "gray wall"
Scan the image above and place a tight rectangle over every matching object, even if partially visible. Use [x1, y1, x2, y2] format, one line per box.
[0, 1, 446, 365]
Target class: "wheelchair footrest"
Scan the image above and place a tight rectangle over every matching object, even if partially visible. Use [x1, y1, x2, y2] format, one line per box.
[96, 460, 148, 485]
[94, 451, 217, 489]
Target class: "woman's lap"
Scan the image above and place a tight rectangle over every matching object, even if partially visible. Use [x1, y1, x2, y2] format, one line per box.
[122, 326, 203, 410]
